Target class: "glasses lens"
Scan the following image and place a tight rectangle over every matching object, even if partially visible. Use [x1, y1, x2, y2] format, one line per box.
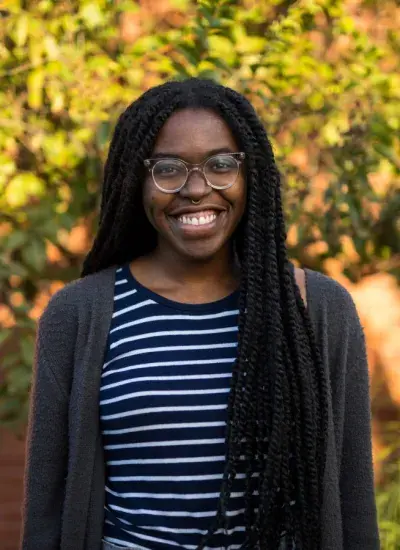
[153, 159, 187, 191]
[204, 155, 239, 189]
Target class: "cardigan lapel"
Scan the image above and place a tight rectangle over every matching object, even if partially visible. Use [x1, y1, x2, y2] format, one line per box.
[61, 267, 116, 550]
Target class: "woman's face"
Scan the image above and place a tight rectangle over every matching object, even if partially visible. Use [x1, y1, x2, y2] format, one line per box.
[142, 108, 246, 261]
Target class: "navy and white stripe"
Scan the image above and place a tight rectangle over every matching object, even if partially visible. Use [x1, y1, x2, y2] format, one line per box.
[100, 264, 258, 550]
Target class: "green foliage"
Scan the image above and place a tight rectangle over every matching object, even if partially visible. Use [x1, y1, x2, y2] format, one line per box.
[0, 0, 399, 434]
[377, 471, 400, 550]
[375, 426, 400, 550]
[0, 0, 399, 539]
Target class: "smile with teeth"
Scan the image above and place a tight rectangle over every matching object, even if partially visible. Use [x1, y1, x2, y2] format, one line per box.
[177, 211, 218, 226]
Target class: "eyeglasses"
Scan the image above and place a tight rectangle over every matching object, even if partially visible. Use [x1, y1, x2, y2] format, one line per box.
[143, 152, 245, 194]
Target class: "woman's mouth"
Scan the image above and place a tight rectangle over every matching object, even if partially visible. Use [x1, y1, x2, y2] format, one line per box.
[177, 210, 218, 226]
[168, 209, 226, 237]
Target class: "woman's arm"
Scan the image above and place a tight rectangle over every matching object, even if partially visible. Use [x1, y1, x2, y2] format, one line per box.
[20, 291, 76, 549]
[305, 268, 380, 548]
[339, 296, 380, 549]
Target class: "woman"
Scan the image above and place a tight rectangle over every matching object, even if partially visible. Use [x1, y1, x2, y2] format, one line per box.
[21, 79, 379, 550]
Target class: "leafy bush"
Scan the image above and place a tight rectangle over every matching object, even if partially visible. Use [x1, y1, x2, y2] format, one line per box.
[377, 473, 400, 550]
[376, 427, 400, 550]
[0, 5, 399, 542]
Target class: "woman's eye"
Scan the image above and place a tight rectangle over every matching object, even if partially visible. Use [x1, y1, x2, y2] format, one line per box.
[160, 166, 176, 174]
[155, 162, 183, 177]
[209, 159, 234, 172]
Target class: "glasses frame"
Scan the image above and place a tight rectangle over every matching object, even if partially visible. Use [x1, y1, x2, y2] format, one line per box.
[143, 152, 246, 194]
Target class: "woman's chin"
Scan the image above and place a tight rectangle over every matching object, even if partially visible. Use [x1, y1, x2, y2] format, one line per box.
[173, 237, 229, 262]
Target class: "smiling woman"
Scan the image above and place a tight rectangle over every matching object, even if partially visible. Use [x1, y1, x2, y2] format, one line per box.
[21, 79, 379, 550]
[138, 109, 246, 276]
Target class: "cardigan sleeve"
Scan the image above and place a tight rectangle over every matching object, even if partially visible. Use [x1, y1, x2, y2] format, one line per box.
[339, 298, 380, 549]
[305, 268, 380, 548]
[20, 289, 77, 550]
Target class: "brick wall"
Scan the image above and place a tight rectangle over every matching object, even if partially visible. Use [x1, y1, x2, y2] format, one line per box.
[0, 429, 25, 550]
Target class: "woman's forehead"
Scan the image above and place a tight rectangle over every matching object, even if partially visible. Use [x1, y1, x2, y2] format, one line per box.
[152, 108, 238, 157]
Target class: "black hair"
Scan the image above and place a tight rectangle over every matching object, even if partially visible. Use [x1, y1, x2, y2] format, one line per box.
[82, 78, 328, 549]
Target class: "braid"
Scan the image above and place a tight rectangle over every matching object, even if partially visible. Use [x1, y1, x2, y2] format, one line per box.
[82, 78, 329, 549]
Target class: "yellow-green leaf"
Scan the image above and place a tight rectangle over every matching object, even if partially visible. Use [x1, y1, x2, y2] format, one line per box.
[307, 91, 325, 110]
[80, 2, 104, 29]
[27, 69, 45, 109]
[15, 13, 29, 47]
[44, 35, 59, 60]
[5, 173, 45, 208]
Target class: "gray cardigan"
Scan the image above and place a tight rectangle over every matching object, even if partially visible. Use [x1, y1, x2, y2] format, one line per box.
[20, 266, 379, 550]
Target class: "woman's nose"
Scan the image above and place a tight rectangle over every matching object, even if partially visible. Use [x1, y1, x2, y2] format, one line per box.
[180, 168, 212, 201]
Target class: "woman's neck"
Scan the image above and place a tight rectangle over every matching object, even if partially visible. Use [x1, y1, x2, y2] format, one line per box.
[130, 243, 240, 304]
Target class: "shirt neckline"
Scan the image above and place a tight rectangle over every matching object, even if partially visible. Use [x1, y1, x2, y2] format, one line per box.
[120, 264, 240, 313]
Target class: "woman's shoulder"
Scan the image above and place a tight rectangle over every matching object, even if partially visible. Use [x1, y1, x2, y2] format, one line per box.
[301, 267, 363, 344]
[39, 266, 116, 326]
[303, 267, 357, 315]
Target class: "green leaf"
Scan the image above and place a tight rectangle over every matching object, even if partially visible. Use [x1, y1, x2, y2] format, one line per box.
[95, 121, 111, 149]
[43, 35, 59, 60]
[80, 2, 104, 29]
[0, 155, 16, 179]
[176, 44, 201, 65]
[307, 91, 325, 110]
[27, 68, 45, 109]
[21, 239, 47, 272]
[5, 230, 27, 250]
[237, 36, 266, 55]
[5, 173, 45, 208]
[15, 13, 29, 47]
[4, 261, 29, 278]
[339, 16, 355, 34]
[0, 329, 11, 347]
[322, 122, 342, 146]
[21, 338, 35, 366]
[206, 56, 230, 72]
[6, 365, 32, 396]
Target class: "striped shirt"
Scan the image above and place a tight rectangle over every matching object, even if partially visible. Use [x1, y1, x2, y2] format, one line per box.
[100, 264, 250, 550]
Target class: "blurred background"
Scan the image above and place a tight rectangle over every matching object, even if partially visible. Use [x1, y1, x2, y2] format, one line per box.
[0, 0, 399, 548]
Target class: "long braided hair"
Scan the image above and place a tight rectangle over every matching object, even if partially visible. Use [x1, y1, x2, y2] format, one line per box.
[82, 79, 328, 549]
